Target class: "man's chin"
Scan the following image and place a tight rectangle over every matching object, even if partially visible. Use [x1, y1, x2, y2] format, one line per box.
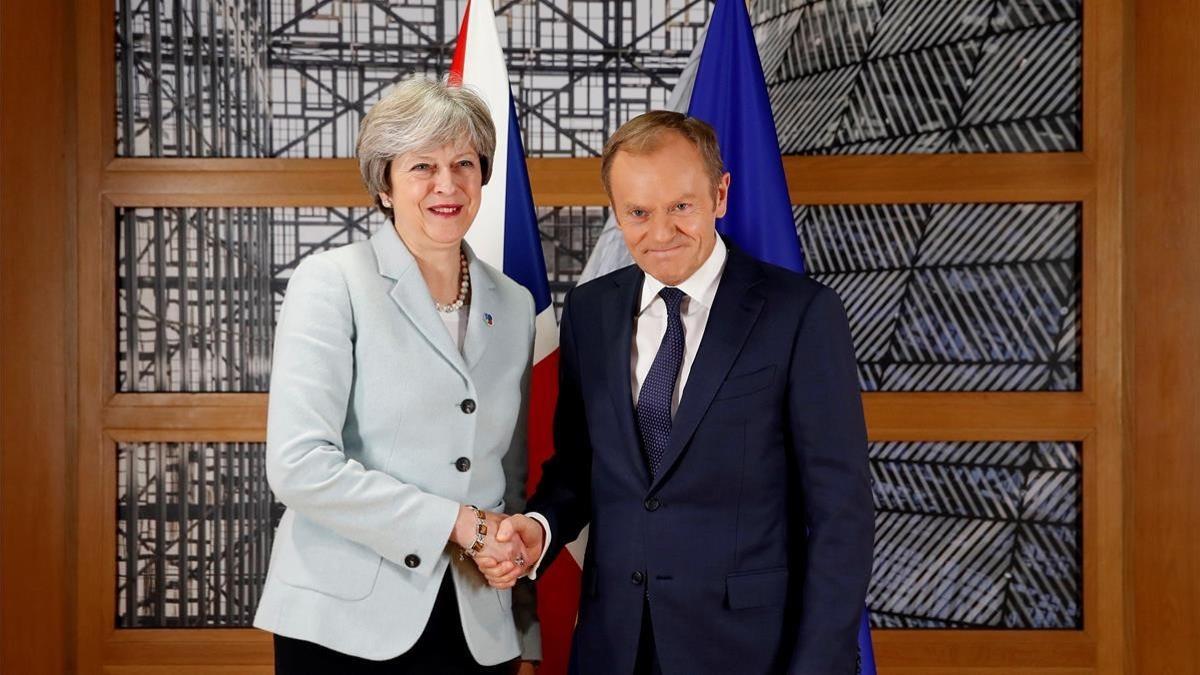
[643, 269, 686, 286]
[637, 259, 681, 283]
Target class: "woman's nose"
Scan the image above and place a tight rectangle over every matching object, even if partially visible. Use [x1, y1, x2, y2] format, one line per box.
[432, 166, 455, 193]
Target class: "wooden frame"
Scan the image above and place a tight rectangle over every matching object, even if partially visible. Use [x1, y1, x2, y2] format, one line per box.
[0, 2, 75, 673]
[69, 0, 1132, 672]
[1130, 0, 1200, 669]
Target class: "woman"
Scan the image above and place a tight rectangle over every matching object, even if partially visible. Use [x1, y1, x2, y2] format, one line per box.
[254, 77, 540, 674]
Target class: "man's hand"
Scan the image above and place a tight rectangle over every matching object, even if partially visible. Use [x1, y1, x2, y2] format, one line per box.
[476, 514, 545, 589]
[452, 507, 528, 569]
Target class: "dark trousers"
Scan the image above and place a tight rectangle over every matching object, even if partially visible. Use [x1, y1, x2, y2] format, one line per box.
[633, 597, 663, 675]
[273, 570, 513, 675]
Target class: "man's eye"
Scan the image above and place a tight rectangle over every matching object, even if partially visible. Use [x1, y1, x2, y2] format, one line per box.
[630, 209, 647, 218]
[673, 203, 692, 212]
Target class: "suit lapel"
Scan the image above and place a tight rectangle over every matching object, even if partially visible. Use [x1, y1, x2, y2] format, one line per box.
[650, 249, 765, 493]
[602, 266, 646, 481]
[372, 226, 471, 382]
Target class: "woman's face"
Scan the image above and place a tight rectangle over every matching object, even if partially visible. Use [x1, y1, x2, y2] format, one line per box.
[383, 140, 484, 254]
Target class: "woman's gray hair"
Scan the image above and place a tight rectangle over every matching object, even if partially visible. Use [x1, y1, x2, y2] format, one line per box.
[356, 76, 497, 221]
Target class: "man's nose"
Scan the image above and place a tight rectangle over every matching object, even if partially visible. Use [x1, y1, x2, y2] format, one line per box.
[648, 215, 674, 242]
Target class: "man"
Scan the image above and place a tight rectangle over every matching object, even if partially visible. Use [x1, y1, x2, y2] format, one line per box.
[481, 111, 873, 674]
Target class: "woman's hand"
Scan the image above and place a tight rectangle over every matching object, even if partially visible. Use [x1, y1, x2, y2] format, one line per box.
[452, 506, 529, 573]
[512, 659, 537, 675]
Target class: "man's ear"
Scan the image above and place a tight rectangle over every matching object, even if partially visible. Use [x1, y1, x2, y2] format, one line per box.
[714, 172, 731, 218]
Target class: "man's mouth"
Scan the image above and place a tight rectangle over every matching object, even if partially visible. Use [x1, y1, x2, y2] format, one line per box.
[646, 245, 682, 255]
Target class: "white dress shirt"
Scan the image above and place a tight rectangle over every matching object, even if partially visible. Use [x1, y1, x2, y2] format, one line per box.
[526, 238, 728, 578]
[631, 237, 728, 413]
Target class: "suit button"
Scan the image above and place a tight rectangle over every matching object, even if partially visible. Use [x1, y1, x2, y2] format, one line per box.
[644, 498, 661, 512]
[455, 457, 471, 472]
[460, 398, 476, 414]
[631, 571, 645, 585]
[404, 554, 421, 569]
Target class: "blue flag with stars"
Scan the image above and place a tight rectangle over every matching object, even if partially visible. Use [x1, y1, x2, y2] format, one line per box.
[686, 1, 875, 673]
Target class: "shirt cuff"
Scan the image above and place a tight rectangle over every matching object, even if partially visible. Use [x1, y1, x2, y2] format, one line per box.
[525, 512, 552, 581]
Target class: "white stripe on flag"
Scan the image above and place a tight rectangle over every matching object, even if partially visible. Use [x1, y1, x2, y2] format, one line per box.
[534, 308, 558, 364]
[460, 0, 510, 270]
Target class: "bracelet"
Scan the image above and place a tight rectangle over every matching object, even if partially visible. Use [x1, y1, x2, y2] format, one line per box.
[458, 505, 487, 560]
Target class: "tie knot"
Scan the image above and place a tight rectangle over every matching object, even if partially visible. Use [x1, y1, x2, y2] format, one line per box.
[659, 287, 686, 314]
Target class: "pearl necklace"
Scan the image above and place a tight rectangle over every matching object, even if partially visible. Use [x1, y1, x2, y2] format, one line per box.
[434, 249, 470, 314]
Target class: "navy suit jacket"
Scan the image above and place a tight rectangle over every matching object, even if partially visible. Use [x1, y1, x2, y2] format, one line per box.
[528, 244, 874, 674]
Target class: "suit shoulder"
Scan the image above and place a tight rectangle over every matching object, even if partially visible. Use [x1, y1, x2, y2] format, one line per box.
[741, 258, 851, 333]
[568, 263, 638, 306]
[752, 257, 831, 303]
[294, 240, 375, 278]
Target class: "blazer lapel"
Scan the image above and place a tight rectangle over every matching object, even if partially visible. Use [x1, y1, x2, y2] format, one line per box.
[602, 266, 646, 481]
[371, 226, 471, 382]
[650, 249, 766, 493]
[462, 247, 494, 371]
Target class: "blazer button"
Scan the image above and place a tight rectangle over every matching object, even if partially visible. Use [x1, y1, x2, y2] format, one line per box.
[455, 457, 471, 472]
[644, 498, 661, 512]
[460, 398, 476, 414]
[631, 571, 645, 585]
[404, 554, 421, 569]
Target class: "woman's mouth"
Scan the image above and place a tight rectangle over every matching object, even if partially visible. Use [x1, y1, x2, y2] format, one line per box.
[428, 204, 463, 217]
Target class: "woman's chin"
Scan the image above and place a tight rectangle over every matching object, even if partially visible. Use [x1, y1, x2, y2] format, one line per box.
[403, 221, 472, 248]
[431, 218, 475, 239]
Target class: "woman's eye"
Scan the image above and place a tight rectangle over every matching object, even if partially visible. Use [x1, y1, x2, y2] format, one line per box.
[457, 159, 475, 168]
[411, 163, 432, 171]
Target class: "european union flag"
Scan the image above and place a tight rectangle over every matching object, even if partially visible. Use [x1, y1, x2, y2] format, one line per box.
[687, 1, 876, 673]
[687, 0, 804, 274]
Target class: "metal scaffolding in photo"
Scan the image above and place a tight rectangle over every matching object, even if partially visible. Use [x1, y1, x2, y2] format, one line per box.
[116, 442, 282, 627]
[111, 0, 1088, 634]
[116, 0, 712, 158]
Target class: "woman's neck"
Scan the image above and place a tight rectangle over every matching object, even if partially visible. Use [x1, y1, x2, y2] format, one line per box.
[407, 238, 464, 306]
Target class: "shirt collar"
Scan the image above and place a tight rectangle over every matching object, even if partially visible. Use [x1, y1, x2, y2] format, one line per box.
[638, 237, 728, 315]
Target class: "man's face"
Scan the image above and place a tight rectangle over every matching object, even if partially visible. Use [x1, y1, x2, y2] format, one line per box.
[609, 132, 729, 287]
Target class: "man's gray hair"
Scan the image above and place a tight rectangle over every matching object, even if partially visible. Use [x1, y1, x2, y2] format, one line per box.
[356, 76, 497, 222]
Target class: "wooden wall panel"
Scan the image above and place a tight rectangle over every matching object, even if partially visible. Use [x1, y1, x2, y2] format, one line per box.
[0, 0, 1139, 671]
[103, 154, 1095, 207]
[1132, 0, 1200, 671]
[0, 0, 75, 673]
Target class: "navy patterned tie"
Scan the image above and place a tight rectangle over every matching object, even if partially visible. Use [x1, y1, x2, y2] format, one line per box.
[636, 287, 687, 479]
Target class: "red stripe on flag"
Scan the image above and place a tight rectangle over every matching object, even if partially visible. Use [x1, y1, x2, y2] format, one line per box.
[526, 350, 559, 494]
[527, 350, 580, 675]
[534, 550, 582, 675]
[448, 0, 470, 83]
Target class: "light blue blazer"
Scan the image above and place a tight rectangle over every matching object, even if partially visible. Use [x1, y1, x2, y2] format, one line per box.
[253, 225, 540, 664]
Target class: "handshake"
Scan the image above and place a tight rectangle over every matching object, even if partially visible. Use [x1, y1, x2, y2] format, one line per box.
[452, 506, 545, 590]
